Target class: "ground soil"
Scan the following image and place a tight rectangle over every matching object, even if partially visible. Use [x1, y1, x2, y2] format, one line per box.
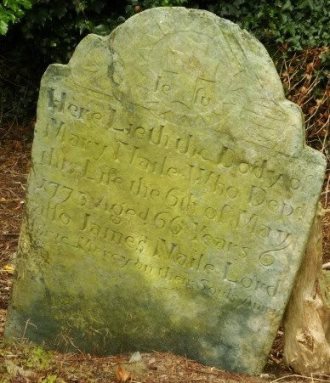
[0, 123, 329, 383]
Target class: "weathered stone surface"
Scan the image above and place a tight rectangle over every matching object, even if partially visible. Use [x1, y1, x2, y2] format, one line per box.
[5, 7, 326, 374]
[284, 206, 330, 374]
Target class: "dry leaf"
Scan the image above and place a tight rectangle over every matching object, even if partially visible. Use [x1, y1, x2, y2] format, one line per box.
[2, 264, 15, 274]
[5, 360, 35, 378]
[129, 351, 142, 363]
[115, 364, 132, 383]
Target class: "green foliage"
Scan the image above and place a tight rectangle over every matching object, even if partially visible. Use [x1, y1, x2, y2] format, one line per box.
[205, 0, 330, 51]
[126, 0, 188, 17]
[26, 346, 51, 369]
[17, 0, 126, 63]
[0, 0, 33, 35]
[5, 0, 328, 66]
[39, 374, 60, 383]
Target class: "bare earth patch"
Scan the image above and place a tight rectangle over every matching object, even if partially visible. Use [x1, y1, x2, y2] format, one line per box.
[0, 125, 329, 382]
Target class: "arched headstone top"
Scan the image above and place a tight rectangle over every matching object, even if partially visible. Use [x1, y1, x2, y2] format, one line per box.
[54, 7, 320, 158]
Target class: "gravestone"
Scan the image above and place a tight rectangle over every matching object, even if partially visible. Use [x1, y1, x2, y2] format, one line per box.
[5, 7, 326, 374]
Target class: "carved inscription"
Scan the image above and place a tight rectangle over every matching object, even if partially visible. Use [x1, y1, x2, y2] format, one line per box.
[26, 83, 316, 316]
